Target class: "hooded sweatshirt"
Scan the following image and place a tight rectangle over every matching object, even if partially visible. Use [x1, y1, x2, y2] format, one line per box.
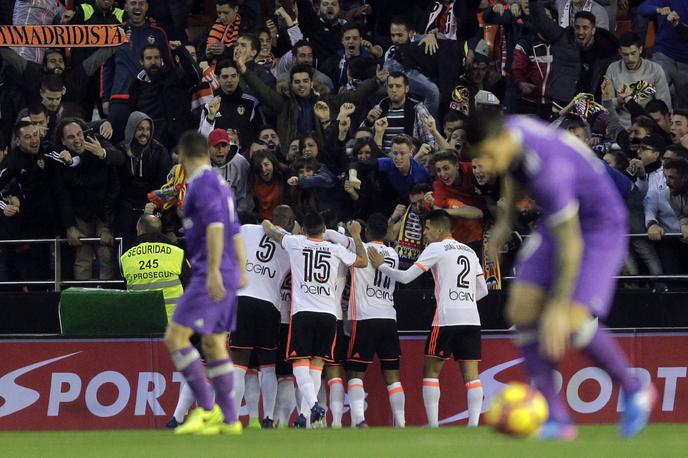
[117, 111, 173, 210]
[211, 148, 252, 213]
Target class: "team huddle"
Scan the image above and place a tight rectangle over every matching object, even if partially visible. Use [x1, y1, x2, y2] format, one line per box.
[162, 111, 656, 438]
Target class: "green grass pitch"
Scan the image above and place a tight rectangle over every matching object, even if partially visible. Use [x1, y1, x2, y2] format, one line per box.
[3, 424, 687, 458]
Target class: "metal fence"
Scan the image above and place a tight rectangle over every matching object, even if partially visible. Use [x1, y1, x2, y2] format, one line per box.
[0, 237, 124, 291]
[0, 232, 686, 291]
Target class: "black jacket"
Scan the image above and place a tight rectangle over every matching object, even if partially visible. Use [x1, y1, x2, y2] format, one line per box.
[54, 143, 123, 229]
[205, 88, 263, 147]
[296, 0, 344, 66]
[129, 46, 202, 149]
[530, 0, 618, 104]
[0, 146, 63, 237]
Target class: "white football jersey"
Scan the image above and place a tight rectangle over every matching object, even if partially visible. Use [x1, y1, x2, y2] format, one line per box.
[351, 242, 398, 321]
[238, 224, 290, 309]
[279, 272, 292, 324]
[281, 234, 358, 316]
[415, 239, 484, 326]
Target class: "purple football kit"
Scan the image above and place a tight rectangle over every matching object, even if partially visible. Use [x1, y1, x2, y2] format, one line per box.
[172, 165, 242, 334]
[506, 116, 628, 317]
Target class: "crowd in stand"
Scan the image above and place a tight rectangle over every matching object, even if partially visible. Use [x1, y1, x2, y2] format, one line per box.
[1, 0, 688, 289]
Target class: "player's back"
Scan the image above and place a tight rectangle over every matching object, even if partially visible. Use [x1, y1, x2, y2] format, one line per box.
[182, 166, 240, 279]
[506, 116, 627, 233]
[239, 224, 290, 305]
[416, 239, 483, 327]
[282, 235, 355, 317]
[351, 242, 399, 321]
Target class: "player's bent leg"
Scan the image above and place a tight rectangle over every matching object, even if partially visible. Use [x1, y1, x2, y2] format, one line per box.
[258, 362, 278, 428]
[292, 358, 317, 427]
[568, 302, 656, 438]
[199, 333, 242, 435]
[423, 357, 444, 428]
[508, 284, 575, 437]
[165, 323, 218, 435]
[276, 376, 297, 428]
[459, 361, 482, 427]
[382, 366, 405, 428]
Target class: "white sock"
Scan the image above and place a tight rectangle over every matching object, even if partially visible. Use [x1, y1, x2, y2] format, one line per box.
[295, 386, 303, 414]
[234, 366, 248, 416]
[245, 370, 260, 420]
[311, 367, 324, 407]
[260, 365, 278, 421]
[173, 381, 196, 423]
[328, 378, 344, 428]
[466, 380, 483, 427]
[293, 362, 317, 410]
[387, 382, 406, 428]
[276, 377, 296, 426]
[347, 378, 365, 426]
[423, 378, 440, 428]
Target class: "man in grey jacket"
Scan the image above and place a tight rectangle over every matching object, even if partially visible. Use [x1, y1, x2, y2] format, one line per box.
[605, 32, 672, 130]
[664, 158, 688, 240]
[207, 128, 252, 213]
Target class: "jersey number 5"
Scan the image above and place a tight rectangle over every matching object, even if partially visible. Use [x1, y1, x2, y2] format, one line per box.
[302, 249, 331, 283]
[457, 255, 470, 289]
[256, 234, 276, 262]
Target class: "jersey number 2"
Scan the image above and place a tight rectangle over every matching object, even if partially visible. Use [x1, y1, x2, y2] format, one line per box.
[456, 255, 470, 289]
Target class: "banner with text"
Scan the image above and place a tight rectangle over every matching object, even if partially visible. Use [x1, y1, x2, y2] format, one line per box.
[0, 334, 686, 430]
[0, 25, 127, 48]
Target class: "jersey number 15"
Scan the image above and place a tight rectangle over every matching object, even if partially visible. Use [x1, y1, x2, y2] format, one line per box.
[302, 249, 331, 283]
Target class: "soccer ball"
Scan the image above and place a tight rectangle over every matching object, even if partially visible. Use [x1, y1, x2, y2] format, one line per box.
[484, 382, 549, 437]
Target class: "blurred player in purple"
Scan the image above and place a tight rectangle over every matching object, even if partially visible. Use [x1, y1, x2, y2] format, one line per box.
[163, 132, 248, 436]
[466, 114, 656, 440]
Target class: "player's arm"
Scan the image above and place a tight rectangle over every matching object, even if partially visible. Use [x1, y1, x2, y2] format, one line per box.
[233, 234, 248, 288]
[347, 221, 368, 268]
[368, 247, 425, 284]
[262, 219, 285, 245]
[487, 175, 518, 259]
[206, 223, 227, 301]
[476, 273, 488, 301]
[441, 204, 484, 220]
[324, 229, 354, 252]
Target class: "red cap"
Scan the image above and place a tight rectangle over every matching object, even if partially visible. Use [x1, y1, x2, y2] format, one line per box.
[208, 129, 230, 146]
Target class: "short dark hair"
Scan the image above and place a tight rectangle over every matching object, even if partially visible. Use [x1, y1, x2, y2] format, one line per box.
[258, 125, 277, 134]
[410, 182, 432, 195]
[341, 22, 362, 36]
[666, 145, 688, 160]
[177, 131, 209, 159]
[390, 16, 413, 30]
[663, 158, 688, 176]
[239, 33, 260, 53]
[366, 213, 388, 241]
[646, 99, 670, 116]
[140, 44, 161, 59]
[290, 64, 314, 82]
[216, 0, 239, 7]
[632, 115, 659, 134]
[55, 117, 87, 146]
[464, 110, 505, 150]
[673, 109, 688, 120]
[292, 156, 320, 173]
[292, 39, 312, 56]
[391, 134, 414, 150]
[433, 150, 459, 165]
[387, 71, 409, 86]
[560, 114, 589, 132]
[13, 120, 34, 138]
[425, 209, 452, 232]
[302, 212, 325, 236]
[619, 31, 642, 48]
[215, 59, 238, 76]
[40, 73, 63, 92]
[574, 11, 596, 25]
[28, 102, 47, 117]
[319, 209, 338, 230]
[443, 110, 466, 126]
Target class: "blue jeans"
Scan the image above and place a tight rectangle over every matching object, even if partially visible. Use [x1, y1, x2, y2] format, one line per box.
[385, 58, 440, 118]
